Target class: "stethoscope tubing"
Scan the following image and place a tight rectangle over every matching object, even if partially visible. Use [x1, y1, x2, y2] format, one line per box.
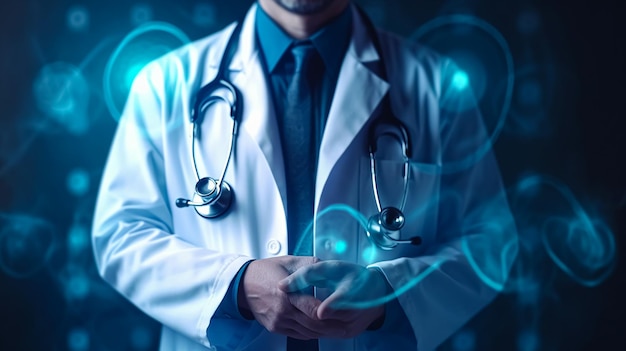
[181, 5, 421, 248]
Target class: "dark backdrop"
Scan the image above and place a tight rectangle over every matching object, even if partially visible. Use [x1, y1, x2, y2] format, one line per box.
[1, 0, 624, 350]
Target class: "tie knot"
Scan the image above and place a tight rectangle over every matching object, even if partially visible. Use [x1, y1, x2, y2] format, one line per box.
[290, 41, 319, 73]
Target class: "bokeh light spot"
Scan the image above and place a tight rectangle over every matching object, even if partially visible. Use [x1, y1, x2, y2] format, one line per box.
[334, 240, 347, 254]
[131, 326, 153, 350]
[361, 246, 377, 265]
[67, 6, 90, 31]
[0, 214, 56, 278]
[66, 271, 91, 300]
[516, 79, 543, 107]
[130, 3, 153, 26]
[68, 328, 90, 351]
[33, 62, 90, 135]
[517, 329, 539, 351]
[453, 70, 470, 90]
[514, 277, 541, 306]
[193, 3, 217, 27]
[67, 168, 90, 197]
[67, 224, 89, 255]
[452, 329, 476, 351]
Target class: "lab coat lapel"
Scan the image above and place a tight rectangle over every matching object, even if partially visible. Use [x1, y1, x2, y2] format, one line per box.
[228, 4, 288, 211]
[315, 7, 389, 209]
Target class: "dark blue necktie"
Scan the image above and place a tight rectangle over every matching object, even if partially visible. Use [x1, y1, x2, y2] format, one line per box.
[283, 41, 322, 257]
[282, 41, 322, 351]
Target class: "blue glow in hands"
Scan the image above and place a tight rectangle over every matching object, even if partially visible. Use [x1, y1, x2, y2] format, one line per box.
[278, 260, 388, 335]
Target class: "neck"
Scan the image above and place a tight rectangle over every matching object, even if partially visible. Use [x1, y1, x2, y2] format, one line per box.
[258, 0, 350, 40]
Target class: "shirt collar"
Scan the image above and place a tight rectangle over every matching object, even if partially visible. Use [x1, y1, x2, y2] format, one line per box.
[255, 3, 352, 78]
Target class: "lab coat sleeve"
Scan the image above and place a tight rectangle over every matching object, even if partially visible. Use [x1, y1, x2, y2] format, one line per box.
[368, 59, 519, 350]
[92, 63, 253, 349]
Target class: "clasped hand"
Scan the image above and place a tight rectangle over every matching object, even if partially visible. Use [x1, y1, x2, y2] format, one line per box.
[239, 256, 389, 340]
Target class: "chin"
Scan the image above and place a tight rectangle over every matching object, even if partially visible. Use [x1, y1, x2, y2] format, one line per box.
[274, 0, 338, 15]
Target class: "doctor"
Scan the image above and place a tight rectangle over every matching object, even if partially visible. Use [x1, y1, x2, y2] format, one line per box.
[92, 0, 517, 350]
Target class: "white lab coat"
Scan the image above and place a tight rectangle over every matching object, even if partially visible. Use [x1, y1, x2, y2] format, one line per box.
[92, 4, 518, 351]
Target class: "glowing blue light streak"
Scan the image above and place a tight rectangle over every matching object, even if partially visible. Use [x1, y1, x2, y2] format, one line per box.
[411, 14, 515, 174]
[103, 22, 190, 121]
[514, 175, 617, 287]
[462, 234, 514, 292]
[402, 188, 517, 292]
[295, 198, 519, 308]
[338, 259, 447, 310]
[293, 203, 452, 309]
[293, 203, 368, 256]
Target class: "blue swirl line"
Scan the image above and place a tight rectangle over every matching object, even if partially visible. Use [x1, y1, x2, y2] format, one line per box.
[102, 21, 190, 121]
[517, 175, 617, 287]
[411, 14, 515, 174]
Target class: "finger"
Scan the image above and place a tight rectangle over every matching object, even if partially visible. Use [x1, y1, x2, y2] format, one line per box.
[314, 306, 356, 321]
[287, 255, 320, 273]
[280, 322, 321, 340]
[279, 262, 338, 292]
[317, 285, 353, 320]
[289, 311, 348, 338]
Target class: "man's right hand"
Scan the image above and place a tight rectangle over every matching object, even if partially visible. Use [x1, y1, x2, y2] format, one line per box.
[238, 256, 344, 340]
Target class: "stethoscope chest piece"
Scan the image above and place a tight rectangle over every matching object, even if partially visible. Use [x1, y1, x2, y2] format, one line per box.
[366, 207, 406, 250]
[192, 177, 233, 218]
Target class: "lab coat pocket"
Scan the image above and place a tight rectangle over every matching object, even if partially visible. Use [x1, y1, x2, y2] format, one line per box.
[357, 157, 441, 265]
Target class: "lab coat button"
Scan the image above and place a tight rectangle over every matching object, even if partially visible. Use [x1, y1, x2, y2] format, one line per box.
[266, 240, 281, 255]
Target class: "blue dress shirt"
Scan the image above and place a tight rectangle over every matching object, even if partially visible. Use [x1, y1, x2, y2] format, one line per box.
[255, 4, 352, 156]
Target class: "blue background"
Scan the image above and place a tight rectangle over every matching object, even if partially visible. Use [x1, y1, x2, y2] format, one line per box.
[1, 0, 625, 350]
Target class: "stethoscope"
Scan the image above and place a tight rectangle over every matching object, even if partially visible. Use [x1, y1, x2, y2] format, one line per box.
[367, 118, 422, 249]
[174, 20, 243, 219]
[176, 6, 422, 250]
